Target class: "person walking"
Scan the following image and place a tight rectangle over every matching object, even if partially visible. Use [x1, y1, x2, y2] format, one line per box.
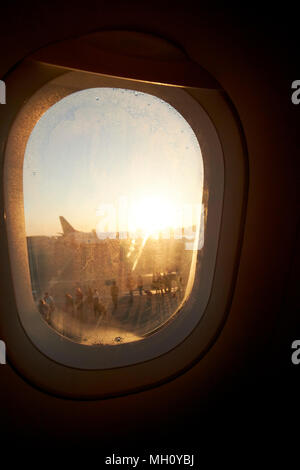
[44, 292, 55, 325]
[110, 281, 119, 311]
[65, 293, 74, 314]
[93, 289, 106, 319]
[44, 292, 55, 312]
[39, 299, 50, 322]
[137, 274, 143, 296]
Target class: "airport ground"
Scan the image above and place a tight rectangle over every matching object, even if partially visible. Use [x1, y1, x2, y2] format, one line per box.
[45, 287, 183, 344]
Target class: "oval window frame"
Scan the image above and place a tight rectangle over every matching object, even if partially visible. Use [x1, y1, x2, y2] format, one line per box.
[4, 67, 223, 368]
[0, 32, 247, 398]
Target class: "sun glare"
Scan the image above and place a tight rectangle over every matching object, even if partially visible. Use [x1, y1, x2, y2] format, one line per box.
[129, 196, 178, 236]
[24, 87, 203, 238]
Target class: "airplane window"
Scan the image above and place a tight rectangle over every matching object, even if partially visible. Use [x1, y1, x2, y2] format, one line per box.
[23, 87, 204, 345]
[2, 37, 244, 391]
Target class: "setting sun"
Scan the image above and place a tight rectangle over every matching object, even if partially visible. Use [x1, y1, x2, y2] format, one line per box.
[128, 196, 179, 235]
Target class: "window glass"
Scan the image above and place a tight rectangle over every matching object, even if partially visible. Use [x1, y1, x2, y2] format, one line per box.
[23, 87, 204, 345]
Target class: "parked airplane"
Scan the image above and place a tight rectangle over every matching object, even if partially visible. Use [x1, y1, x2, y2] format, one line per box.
[59, 215, 130, 242]
[59, 215, 101, 242]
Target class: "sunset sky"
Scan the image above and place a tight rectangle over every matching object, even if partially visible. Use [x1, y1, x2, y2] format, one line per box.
[23, 87, 204, 237]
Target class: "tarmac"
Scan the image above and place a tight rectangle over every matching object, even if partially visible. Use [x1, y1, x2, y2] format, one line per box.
[45, 288, 183, 345]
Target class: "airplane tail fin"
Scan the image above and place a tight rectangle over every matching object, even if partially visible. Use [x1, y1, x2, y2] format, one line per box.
[59, 216, 77, 235]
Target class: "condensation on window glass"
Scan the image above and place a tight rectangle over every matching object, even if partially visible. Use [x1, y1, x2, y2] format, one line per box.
[23, 87, 204, 345]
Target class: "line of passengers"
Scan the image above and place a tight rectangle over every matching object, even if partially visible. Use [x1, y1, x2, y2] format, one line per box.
[38, 287, 107, 324]
[37, 272, 183, 324]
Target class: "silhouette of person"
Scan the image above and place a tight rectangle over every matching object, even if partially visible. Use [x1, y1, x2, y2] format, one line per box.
[137, 274, 143, 296]
[165, 273, 171, 293]
[110, 281, 119, 310]
[93, 289, 106, 319]
[44, 292, 55, 324]
[44, 292, 55, 313]
[158, 273, 165, 295]
[39, 299, 50, 321]
[152, 273, 159, 294]
[65, 293, 74, 314]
